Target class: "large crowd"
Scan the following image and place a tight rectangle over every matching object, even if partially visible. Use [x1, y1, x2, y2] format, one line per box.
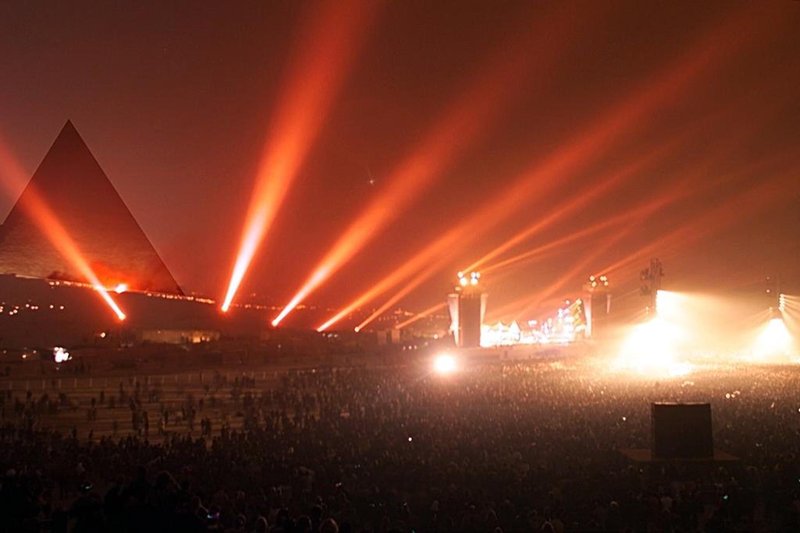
[2, 356, 800, 532]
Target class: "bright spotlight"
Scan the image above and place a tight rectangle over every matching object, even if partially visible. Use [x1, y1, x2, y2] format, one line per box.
[614, 318, 691, 377]
[433, 353, 458, 375]
[219, 0, 376, 313]
[114, 283, 128, 294]
[654, 290, 680, 318]
[754, 317, 793, 359]
[53, 346, 71, 363]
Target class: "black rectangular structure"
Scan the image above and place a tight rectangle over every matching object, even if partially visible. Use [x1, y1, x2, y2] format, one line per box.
[458, 293, 483, 348]
[651, 402, 713, 459]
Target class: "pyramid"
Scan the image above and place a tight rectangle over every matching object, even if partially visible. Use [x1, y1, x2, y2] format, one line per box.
[0, 121, 182, 295]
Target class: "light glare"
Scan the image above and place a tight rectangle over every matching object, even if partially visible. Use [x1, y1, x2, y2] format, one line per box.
[433, 353, 458, 375]
[614, 318, 692, 377]
[754, 317, 793, 359]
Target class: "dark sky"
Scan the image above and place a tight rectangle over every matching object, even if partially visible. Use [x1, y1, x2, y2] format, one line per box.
[0, 1, 798, 325]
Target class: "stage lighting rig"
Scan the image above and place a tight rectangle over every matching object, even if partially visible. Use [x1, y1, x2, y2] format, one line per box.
[588, 274, 609, 289]
[640, 259, 664, 316]
[457, 271, 481, 288]
[450, 272, 486, 348]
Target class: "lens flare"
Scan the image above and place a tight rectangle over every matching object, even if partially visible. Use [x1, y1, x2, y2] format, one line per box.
[221, 0, 377, 312]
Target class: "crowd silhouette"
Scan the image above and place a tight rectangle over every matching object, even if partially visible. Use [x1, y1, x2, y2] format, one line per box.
[2, 359, 800, 532]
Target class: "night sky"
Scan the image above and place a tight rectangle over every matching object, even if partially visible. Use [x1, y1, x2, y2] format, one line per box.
[0, 1, 798, 326]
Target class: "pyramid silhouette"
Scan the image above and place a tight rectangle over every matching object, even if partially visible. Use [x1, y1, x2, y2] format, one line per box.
[0, 121, 182, 294]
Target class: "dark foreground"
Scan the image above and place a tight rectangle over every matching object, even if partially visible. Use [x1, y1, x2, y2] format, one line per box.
[2, 355, 800, 532]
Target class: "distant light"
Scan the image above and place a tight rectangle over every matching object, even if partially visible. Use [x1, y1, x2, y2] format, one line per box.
[53, 346, 71, 363]
[754, 317, 793, 359]
[458, 270, 481, 288]
[114, 283, 128, 294]
[433, 353, 458, 375]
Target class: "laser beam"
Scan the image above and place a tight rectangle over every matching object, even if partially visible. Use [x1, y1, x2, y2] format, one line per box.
[394, 302, 447, 330]
[221, 0, 377, 312]
[480, 98, 779, 278]
[319, 3, 774, 330]
[272, 4, 588, 326]
[482, 194, 673, 276]
[463, 112, 726, 274]
[0, 134, 126, 320]
[600, 156, 799, 279]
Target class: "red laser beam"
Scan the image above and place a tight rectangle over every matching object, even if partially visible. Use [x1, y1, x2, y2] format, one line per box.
[0, 135, 126, 320]
[479, 97, 781, 277]
[482, 195, 673, 276]
[462, 111, 727, 274]
[271, 4, 591, 326]
[221, 0, 378, 312]
[601, 166, 798, 281]
[512, 231, 632, 321]
[394, 302, 447, 330]
[489, 141, 796, 320]
[319, 3, 775, 330]
[356, 98, 779, 330]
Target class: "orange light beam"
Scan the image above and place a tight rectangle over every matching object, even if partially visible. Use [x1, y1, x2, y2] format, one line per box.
[511, 230, 634, 321]
[461, 89, 759, 276]
[519, 258, 604, 319]
[271, 5, 587, 326]
[480, 106, 771, 278]
[600, 156, 799, 278]
[503, 151, 795, 319]
[394, 302, 447, 330]
[464, 135, 686, 274]
[355, 254, 453, 332]
[605, 184, 795, 282]
[482, 193, 688, 322]
[220, 0, 377, 312]
[318, 222, 461, 331]
[0, 136, 126, 320]
[469, 127, 711, 275]
[362, 124, 752, 330]
[319, 4, 773, 331]
[482, 194, 673, 276]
